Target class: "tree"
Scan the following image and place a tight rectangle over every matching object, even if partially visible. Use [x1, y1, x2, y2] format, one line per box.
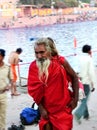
[64, 0, 78, 7]
[19, 0, 34, 5]
[18, 0, 89, 7]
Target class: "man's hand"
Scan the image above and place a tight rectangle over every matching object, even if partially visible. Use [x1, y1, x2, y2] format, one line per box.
[39, 104, 48, 119]
[19, 59, 23, 62]
[91, 87, 95, 92]
[68, 98, 78, 110]
[5, 85, 10, 91]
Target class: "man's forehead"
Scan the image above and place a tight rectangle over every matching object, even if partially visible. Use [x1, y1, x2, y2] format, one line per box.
[35, 44, 46, 50]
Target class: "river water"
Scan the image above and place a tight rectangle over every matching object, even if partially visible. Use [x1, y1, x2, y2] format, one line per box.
[0, 21, 97, 77]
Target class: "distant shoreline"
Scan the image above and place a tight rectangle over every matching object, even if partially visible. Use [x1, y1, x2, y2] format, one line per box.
[0, 13, 97, 30]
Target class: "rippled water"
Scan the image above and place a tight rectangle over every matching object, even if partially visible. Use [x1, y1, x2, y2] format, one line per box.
[0, 21, 97, 77]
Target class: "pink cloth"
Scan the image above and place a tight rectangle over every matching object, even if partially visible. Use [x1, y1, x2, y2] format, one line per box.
[79, 79, 84, 90]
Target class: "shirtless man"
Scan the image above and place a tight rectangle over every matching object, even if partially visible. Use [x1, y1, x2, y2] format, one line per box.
[8, 48, 23, 96]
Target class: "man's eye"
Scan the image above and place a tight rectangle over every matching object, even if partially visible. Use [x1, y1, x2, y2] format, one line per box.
[35, 51, 45, 54]
[40, 51, 45, 54]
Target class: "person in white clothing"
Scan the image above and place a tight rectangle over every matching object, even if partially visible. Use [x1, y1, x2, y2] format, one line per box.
[74, 44, 95, 124]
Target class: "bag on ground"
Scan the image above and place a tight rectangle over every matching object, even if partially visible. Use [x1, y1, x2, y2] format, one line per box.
[20, 106, 40, 125]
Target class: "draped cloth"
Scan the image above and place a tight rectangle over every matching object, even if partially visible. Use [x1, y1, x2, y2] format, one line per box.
[10, 64, 17, 82]
[51, 55, 72, 83]
[28, 60, 73, 130]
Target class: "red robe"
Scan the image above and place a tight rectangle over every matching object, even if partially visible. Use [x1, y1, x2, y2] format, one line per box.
[51, 55, 72, 83]
[28, 60, 73, 130]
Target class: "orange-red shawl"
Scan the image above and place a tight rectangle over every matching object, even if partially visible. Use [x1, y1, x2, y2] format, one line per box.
[28, 60, 73, 130]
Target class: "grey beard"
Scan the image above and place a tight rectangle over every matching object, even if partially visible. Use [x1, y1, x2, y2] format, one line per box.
[36, 58, 50, 82]
[37, 58, 46, 64]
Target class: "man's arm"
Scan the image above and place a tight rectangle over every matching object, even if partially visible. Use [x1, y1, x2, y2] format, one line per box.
[89, 58, 96, 92]
[62, 59, 79, 109]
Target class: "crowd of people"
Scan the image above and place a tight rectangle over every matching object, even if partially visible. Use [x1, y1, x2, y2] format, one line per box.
[0, 37, 96, 130]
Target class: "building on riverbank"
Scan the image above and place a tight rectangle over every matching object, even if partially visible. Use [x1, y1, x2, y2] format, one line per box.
[0, 0, 97, 29]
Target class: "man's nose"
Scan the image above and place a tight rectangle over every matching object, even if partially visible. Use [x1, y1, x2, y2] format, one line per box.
[37, 53, 43, 58]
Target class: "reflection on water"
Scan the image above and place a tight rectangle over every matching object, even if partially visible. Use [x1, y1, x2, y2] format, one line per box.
[0, 21, 97, 76]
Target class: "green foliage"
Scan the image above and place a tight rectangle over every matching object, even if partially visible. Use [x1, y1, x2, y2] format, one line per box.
[64, 0, 78, 7]
[81, 0, 90, 3]
[18, 0, 89, 7]
[19, 0, 34, 5]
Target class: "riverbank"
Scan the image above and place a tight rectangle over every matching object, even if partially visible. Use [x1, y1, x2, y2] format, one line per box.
[0, 14, 79, 29]
[6, 67, 97, 130]
[0, 12, 97, 30]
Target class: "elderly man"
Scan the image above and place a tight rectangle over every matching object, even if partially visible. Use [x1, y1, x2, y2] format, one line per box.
[0, 49, 14, 130]
[28, 38, 79, 130]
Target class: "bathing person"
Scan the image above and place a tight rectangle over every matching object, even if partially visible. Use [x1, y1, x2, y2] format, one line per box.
[8, 48, 23, 96]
